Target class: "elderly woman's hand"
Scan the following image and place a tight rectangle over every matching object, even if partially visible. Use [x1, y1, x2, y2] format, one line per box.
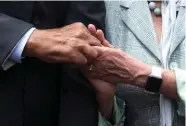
[82, 46, 152, 86]
[86, 24, 151, 86]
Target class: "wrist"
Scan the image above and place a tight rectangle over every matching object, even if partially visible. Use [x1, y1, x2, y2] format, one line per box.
[131, 64, 177, 99]
[116, 52, 152, 85]
[23, 29, 43, 58]
[160, 70, 177, 99]
[130, 63, 152, 88]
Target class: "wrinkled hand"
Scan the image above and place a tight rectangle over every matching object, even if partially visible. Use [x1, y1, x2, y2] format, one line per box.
[23, 22, 101, 64]
[82, 46, 152, 85]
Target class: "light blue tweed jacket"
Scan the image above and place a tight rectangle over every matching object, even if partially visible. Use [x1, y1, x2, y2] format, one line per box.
[105, 1, 185, 126]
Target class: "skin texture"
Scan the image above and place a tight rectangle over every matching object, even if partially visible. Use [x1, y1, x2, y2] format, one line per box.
[23, 22, 102, 64]
[85, 46, 177, 99]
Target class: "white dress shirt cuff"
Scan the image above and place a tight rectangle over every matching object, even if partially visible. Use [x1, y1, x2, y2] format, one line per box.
[10, 27, 36, 63]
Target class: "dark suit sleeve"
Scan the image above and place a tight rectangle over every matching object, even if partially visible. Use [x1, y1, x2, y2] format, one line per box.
[0, 13, 33, 69]
[64, 1, 106, 31]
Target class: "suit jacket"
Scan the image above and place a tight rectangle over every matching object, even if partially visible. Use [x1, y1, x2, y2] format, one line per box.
[0, 2, 105, 126]
[105, 1, 185, 126]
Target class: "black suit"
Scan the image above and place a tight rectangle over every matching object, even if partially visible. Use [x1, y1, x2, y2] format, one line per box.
[0, 2, 105, 126]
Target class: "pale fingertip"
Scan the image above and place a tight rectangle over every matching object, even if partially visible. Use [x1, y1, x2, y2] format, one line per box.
[88, 24, 94, 28]
[88, 24, 96, 31]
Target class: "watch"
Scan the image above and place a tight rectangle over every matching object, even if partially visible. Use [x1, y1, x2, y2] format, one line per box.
[145, 66, 163, 93]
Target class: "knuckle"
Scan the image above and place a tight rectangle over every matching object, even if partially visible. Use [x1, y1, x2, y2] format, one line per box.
[76, 30, 85, 37]
[75, 22, 85, 28]
[75, 23, 88, 37]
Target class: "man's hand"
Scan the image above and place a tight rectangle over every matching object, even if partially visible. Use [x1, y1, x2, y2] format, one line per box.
[23, 22, 102, 64]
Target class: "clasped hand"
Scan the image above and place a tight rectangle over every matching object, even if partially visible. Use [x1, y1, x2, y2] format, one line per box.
[23, 22, 151, 118]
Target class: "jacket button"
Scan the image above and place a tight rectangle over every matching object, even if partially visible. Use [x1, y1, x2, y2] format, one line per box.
[169, 62, 178, 70]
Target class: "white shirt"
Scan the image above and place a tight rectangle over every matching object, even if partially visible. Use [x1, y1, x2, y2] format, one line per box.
[160, 0, 182, 126]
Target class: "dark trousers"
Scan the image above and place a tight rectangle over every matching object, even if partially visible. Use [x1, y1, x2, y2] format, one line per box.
[60, 65, 98, 126]
[0, 59, 98, 126]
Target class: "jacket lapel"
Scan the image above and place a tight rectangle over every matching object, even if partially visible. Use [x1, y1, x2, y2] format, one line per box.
[119, 0, 162, 62]
[168, 6, 185, 59]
